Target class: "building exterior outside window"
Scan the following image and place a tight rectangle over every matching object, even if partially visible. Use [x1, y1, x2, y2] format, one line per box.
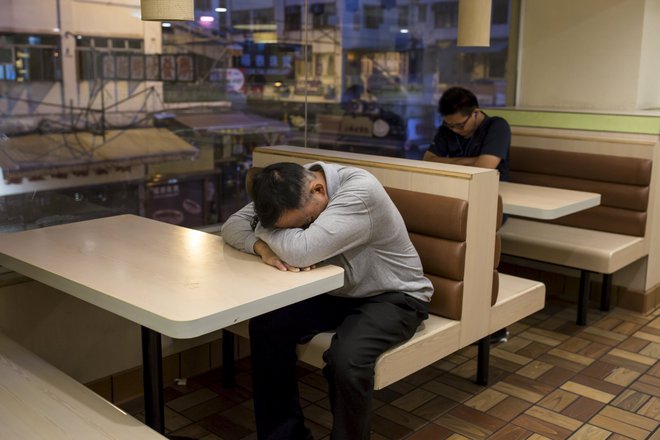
[0, 0, 514, 230]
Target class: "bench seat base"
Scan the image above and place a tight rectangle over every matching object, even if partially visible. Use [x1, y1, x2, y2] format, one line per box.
[500, 218, 646, 274]
[224, 274, 545, 389]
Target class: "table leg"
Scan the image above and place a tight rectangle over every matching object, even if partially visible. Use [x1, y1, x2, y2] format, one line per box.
[141, 326, 164, 434]
[476, 336, 490, 386]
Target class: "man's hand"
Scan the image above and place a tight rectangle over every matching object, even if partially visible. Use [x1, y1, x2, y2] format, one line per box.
[253, 239, 315, 272]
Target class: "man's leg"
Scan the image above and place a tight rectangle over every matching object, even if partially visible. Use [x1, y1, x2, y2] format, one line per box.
[249, 295, 347, 440]
[322, 293, 428, 440]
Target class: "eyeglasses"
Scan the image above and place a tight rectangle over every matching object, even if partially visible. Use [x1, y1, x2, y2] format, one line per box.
[443, 112, 474, 131]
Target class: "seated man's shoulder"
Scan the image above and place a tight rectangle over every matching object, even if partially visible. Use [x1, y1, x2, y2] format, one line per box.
[489, 116, 511, 129]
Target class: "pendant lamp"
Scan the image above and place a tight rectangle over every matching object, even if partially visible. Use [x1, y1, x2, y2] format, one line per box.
[140, 0, 194, 21]
[457, 0, 492, 47]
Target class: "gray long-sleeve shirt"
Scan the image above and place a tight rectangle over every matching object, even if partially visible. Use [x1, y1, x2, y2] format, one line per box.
[221, 162, 433, 303]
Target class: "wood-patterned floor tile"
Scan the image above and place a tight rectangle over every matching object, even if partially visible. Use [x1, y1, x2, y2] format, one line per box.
[618, 336, 651, 353]
[560, 381, 615, 404]
[391, 387, 438, 412]
[303, 403, 333, 430]
[598, 405, 658, 432]
[640, 342, 660, 359]
[523, 328, 568, 346]
[404, 422, 454, 440]
[464, 389, 508, 412]
[638, 396, 660, 422]
[648, 359, 660, 378]
[434, 405, 505, 439]
[527, 434, 554, 440]
[547, 348, 595, 367]
[612, 320, 644, 336]
[450, 361, 477, 379]
[604, 366, 642, 387]
[517, 341, 554, 359]
[581, 326, 627, 344]
[557, 337, 591, 353]
[421, 380, 472, 403]
[538, 316, 570, 331]
[387, 378, 418, 396]
[492, 347, 531, 365]
[560, 396, 605, 422]
[499, 335, 533, 353]
[593, 316, 622, 331]
[370, 412, 412, 439]
[411, 395, 459, 421]
[580, 360, 618, 380]
[487, 396, 534, 421]
[490, 355, 526, 373]
[511, 413, 573, 440]
[401, 366, 444, 387]
[609, 309, 654, 325]
[525, 406, 582, 432]
[589, 412, 653, 440]
[600, 352, 651, 373]
[611, 389, 652, 412]
[538, 389, 579, 413]
[536, 366, 575, 388]
[375, 404, 427, 432]
[630, 375, 660, 397]
[537, 353, 587, 373]
[134, 299, 660, 440]
[609, 348, 658, 366]
[566, 423, 611, 440]
[488, 424, 532, 440]
[570, 374, 624, 396]
[431, 373, 483, 395]
[299, 381, 327, 403]
[492, 380, 544, 403]
[517, 360, 555, 380]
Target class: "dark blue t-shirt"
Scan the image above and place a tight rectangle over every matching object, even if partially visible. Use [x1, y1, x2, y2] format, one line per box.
[428, 114, 511, 181]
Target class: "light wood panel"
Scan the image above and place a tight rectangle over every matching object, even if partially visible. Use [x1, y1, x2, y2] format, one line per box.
[0, 331, 165, 439]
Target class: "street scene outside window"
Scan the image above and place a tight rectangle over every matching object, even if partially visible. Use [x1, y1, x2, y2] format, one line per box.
[0, 0, 513, 231]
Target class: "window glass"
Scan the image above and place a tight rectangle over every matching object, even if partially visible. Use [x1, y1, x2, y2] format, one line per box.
[0, 33, 61, 82]
[0, 0, 514, 231]
[284, 6, 302, 31]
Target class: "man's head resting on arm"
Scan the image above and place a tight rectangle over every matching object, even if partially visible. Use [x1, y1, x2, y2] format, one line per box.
[250, 162, 329, 229]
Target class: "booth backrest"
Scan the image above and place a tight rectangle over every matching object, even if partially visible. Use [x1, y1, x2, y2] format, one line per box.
[509, 146, 652, 237]
[385, 187, 467, 320]
[385, 187, 502, 320]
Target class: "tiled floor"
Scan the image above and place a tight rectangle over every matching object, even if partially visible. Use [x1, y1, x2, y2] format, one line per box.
[123, 299, 660, 440]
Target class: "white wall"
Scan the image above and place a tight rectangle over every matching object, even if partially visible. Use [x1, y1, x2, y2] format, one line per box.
[637, 0, 660, 110]
[0, 0, 60, 33]
[518, 0, 659, 111]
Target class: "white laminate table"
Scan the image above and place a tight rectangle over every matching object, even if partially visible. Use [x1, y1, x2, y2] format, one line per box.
[0, 214, 344, 435]
[499, 181, 601, 220]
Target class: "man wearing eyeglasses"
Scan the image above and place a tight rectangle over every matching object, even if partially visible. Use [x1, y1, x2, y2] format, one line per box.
[423, 86, 510, 182]
[423, 86, 511, 344]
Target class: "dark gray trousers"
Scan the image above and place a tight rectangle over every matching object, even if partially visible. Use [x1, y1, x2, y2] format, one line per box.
[249, 292, 428, 440]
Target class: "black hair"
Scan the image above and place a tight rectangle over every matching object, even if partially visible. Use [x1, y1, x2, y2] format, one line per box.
[251, 162, 314, 228]
[438, 86, 479, 116]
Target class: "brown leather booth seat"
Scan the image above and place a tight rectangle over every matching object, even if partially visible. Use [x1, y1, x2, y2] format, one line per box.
[503, 146, 653, 325]
[509, 147, 652, 236]
[385, 188, 502, 321]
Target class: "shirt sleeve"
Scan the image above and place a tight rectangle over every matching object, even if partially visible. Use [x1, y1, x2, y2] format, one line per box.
[480, 117, 511, 160]
[255, 192, 373, 268]
[220, 202, 259, 255]
[427, 126, 451, 157]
